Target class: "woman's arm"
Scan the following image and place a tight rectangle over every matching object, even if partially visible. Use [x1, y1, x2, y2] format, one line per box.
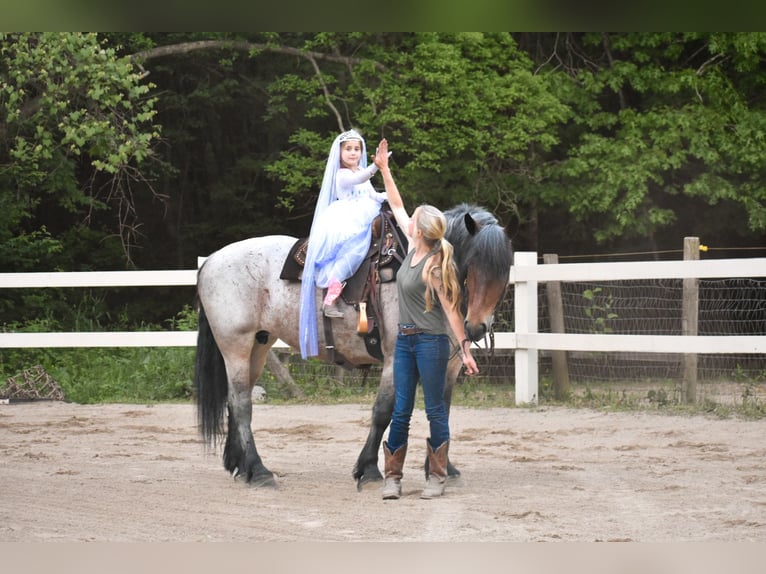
[432, 267, 479, 376]
[374, 139, 411, 244]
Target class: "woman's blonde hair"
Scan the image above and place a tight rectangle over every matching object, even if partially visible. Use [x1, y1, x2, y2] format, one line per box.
[414, 205, 462, 312]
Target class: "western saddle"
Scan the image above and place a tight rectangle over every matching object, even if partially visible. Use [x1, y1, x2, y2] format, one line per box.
[280, 206, 408, 366]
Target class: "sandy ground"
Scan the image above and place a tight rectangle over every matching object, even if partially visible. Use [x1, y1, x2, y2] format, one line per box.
[1, 400, 766, 543]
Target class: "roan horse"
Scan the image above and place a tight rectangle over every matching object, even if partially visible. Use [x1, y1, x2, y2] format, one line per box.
[194, 203, 513, 488]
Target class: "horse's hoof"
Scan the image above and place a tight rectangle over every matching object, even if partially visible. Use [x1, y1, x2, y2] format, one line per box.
[232, 465, 278, 488]
[447, 463, 461, 478]
[446, 474, 464, 487]
[248, 472, 278, 488]
[356, 474, 383, 492]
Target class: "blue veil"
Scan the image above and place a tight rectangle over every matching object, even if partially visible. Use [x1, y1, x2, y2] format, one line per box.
[299, 130, 368, 358]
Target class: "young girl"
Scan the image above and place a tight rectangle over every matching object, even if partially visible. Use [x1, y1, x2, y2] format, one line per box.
[373, 137, 479, 500]
[298, 129, 387, 359]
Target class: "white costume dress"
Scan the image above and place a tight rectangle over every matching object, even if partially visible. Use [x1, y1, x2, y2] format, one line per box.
[310, 166, 385, 287]
[299, 130, 385, 358]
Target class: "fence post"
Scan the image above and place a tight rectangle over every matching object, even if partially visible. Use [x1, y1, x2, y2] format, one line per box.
[543, 253, 570, 399]
[682, 236, 700, 404]
[514, 252, 539, 405]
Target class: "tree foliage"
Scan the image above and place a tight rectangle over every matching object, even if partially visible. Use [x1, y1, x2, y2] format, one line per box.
[0, 32, 160, 269]
[543, 32, 766, 244]
[264, 33, 569, 228]
[2, 32, 766, 330]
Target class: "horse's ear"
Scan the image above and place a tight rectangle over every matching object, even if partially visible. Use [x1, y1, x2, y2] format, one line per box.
[464, 212, 478, 236]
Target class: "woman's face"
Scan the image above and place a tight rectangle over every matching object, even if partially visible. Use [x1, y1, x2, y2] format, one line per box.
[340, 140, 362, 169]
[409, 208, 420, 241]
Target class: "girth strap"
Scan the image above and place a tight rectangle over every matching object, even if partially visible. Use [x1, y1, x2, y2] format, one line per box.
[322, 294, 353, 368]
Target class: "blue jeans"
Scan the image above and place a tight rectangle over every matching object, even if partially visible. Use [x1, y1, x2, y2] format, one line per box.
[386, 332, 451, 452]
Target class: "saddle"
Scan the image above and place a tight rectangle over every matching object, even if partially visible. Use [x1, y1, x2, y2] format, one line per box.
[280, 206, 408, 365]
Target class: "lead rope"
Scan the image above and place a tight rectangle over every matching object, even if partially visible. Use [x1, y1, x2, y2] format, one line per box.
[488, 320, 496, 359]
[450, 339, 467, 361]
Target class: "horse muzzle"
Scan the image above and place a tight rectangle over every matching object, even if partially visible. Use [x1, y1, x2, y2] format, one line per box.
[464, 321, 488, 342]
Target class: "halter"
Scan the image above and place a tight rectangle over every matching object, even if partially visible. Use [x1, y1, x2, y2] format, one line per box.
[452, 322, 496, 363]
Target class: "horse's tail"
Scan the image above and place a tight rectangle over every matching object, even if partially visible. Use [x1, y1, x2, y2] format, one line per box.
[194, 303, 228, 448]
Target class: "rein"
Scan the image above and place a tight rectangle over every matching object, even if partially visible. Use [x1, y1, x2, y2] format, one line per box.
[451, 322, 496, 366]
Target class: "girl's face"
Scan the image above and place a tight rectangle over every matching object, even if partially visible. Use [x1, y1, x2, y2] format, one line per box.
[340, 140, 362, 169]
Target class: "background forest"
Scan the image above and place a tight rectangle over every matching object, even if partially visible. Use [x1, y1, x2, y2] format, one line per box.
[2, 32, 766, 334]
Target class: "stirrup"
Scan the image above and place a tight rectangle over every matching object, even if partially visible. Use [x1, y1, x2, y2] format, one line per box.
[357, 302, 369, 334]
[323, 304, 344, 318]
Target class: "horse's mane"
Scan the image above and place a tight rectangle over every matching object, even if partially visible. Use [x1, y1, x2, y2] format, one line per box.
[444, 203, 513, 281]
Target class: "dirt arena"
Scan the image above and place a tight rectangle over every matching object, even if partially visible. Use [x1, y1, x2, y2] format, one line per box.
[2, 400, 766, 542]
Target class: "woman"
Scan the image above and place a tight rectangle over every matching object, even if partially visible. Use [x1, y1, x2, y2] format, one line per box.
[298, 129, 387, 359]
[374, 138, 479, 500]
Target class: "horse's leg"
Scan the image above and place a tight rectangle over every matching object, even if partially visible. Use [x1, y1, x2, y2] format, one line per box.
[443, 363, 461, 480]
[222, 346, 276, 487]
[353, 360, 394, 491]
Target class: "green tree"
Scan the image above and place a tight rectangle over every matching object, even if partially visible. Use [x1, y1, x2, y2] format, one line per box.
[0, 32, 160, 269]
[122, 32, 766, 259]
[264, 32, 569, 236]
[542, 32, 766, 245]
[5, 32, 766, 333]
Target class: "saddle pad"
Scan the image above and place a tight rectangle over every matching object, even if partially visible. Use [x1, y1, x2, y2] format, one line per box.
[278, 236, 368, 304]
[279, 237, 308, 281]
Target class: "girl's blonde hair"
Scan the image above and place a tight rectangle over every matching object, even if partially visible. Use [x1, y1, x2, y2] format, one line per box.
[414, 205, 462, 313]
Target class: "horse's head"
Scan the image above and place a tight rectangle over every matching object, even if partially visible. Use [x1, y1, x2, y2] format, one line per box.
[445, 204, 513, 343]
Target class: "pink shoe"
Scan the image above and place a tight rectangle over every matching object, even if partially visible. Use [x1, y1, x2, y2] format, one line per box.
[323, 278, 345, 306]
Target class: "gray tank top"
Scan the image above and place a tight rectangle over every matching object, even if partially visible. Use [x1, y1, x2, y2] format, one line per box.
[396, 249, 448, 335]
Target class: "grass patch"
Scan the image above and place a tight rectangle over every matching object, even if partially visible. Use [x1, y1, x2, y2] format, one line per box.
[538, 377, 766, 420]
[2, 341, 764, 421]
[452, 377, 518, 408]
[1, 347, 195, 404]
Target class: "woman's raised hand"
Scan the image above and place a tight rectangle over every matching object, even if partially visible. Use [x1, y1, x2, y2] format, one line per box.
[374, 138, 390, 169]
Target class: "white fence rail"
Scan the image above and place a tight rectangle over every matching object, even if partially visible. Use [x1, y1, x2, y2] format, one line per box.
[0, 270, 201, 348]
[509, 253, 766, 405]
[2, 254, 765, 405]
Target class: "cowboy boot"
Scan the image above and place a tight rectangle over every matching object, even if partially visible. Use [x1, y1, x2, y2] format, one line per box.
[382, 441, 407, 500]
[421, 439, 449, 499]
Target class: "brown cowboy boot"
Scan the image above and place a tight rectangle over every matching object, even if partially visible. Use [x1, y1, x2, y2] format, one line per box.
[421, 439, 449, 499]
[382, 441, 407, 500]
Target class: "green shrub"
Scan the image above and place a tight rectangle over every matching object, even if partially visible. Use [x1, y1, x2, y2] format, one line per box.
[1, 306, 197, 403]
